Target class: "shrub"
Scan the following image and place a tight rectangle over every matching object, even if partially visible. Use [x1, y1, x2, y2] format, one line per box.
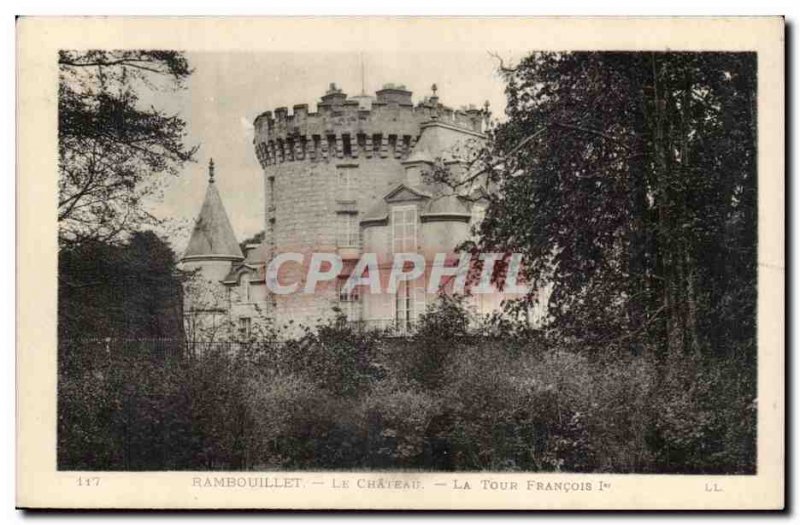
[441, 343, 596, 471]
[58, 312, 756, 473]
[278, 315, 384, 397]
[645, 351, 756, 474]
[358, 378, 441, 469]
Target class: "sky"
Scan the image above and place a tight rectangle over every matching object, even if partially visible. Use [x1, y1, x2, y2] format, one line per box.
[149, 50, 521, 253]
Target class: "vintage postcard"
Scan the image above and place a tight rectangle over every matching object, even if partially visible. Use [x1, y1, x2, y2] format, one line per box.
[16, 17, 784, 510]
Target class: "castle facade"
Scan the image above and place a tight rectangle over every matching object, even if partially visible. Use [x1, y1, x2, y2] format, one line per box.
[181, 82, 519, 338]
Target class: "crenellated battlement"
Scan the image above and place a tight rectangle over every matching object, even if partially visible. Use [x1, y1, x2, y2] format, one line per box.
[253, 83, 487, 168]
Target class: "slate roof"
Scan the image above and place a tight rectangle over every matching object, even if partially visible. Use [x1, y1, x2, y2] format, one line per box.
[182, 172, 244, 262]
[360, 118, 486, 225]
[360, 182, 472, 225]
[404, 120, 484, 165]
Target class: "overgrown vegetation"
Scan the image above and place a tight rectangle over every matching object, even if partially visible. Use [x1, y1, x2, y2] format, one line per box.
[58, 297, 755, 473]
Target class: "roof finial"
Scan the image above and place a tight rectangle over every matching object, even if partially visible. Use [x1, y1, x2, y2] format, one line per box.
[208, 158, 215, 184]
[429, 83, 440, 120]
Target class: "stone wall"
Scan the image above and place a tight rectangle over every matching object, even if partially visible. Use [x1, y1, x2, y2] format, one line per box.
[262, 154, 413, 327]
[252, 84, 488, 329]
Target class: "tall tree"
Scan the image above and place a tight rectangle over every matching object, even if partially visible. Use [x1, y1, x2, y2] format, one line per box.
[441, 52, 756, 359]
[58, 50, 198, 247]
[58, 230, 186, 340]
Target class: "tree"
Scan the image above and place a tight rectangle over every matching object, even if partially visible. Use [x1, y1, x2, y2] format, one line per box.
[437, 52, 756, 360]
[58, 230, 185, 340]
[58, 231, 194, 470]
[58, 50, 198, 247]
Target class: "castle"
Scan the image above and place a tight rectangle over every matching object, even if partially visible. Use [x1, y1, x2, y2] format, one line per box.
[181, 82, 520, 338]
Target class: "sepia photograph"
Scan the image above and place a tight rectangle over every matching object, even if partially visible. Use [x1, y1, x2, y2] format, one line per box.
[16, 16, 784, 510]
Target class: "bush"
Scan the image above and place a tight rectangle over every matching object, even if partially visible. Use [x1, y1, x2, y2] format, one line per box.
[58, 339, 196, 470]
[358, 378, 441, 469]
[58, 300, 756, 473]
[277, 315, 384, 397]
[644, 351, 756, 474]
[439, 343, 596, 471]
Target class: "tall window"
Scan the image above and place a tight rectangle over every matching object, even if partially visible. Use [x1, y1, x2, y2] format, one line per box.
[342, 134, 352, 157]
[268, 176, 275, 202]
[327, 135, 337, 155]
[337, 278, 361, 322]
[372, 133, 382, 155]
[396, 281, 411, 332]
[238, 317, 251, 337]
[396, 281, 426, 333]
[240, 275, 250, 303]
[338, 166, 356, 201]
[357, 133, 367, 154]
[337, 212, 359, 248]
[392, 205, 417, 253]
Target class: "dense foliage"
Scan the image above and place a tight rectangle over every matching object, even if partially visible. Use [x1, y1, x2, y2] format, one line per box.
[58, 298, 755, 473]
[462, 52, 757, 363]
[58, 50, 197, 247]
[58, 231, 185, 340]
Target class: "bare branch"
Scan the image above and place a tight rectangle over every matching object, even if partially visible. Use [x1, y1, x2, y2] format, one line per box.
[489, 51, 518, 73]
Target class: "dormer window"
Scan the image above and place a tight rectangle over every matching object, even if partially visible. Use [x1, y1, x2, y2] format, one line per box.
[392, 205, 417, 253]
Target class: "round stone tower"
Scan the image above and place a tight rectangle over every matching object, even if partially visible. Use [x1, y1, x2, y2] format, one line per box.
[181, 159, 245, 338]
[252, 82, 488, 327]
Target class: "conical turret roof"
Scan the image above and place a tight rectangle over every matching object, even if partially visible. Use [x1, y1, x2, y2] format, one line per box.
[182, 159, 244, 262]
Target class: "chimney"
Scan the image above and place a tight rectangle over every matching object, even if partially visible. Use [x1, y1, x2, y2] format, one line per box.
[376, 83, 413, 106]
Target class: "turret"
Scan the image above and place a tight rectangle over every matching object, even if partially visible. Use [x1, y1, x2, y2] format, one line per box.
[181, 159, 244, 282]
